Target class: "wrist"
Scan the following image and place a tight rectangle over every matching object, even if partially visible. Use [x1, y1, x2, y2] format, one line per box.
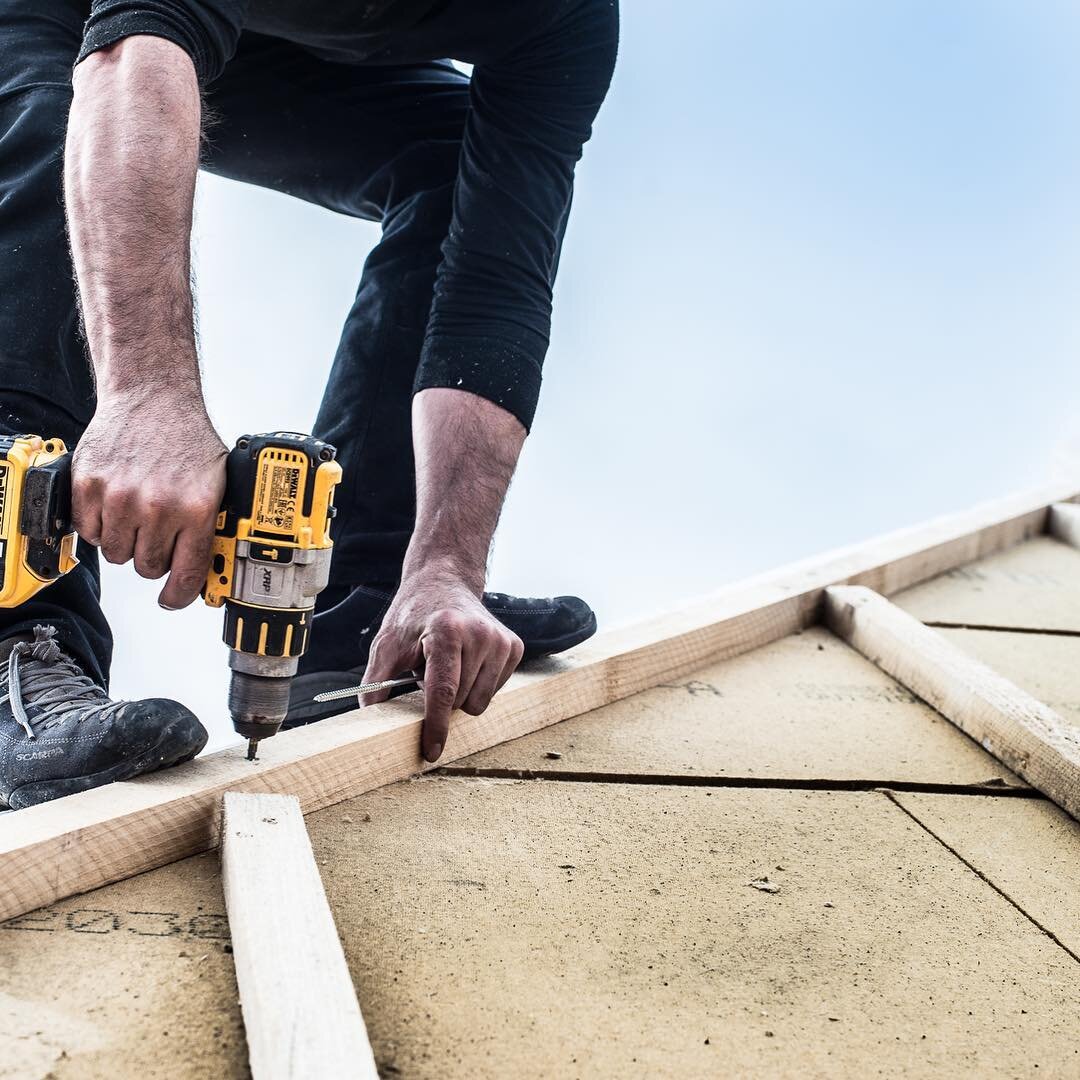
[93, 341, 201, 399]
[400, 548, 486, 598]
[94, 377, 209, 421]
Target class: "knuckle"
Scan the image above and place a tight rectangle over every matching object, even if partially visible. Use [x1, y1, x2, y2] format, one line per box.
[105, 494, 140, 518]
[135, 558, 167, 580]
[71, 512, 97, 539]
[108, 483, 139, 508]
[431, 609, 463, 634]
[191, 495, 220, 520]
[100, 544, 126, 565]
[369, 632, 398, 659]
[71, 473, 98, 499]
[161, 566, 203, 597]
[429, 683, 457, 711]
[144, 491, 176, 517]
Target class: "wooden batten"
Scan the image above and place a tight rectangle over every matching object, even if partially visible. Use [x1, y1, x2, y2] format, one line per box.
[221, 792, 378, 1080]
[1048, 501, 1080, 550]
[825, 586, 1080, 820]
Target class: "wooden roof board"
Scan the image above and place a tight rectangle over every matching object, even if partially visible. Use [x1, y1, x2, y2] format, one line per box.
[3, 780, 1079, 1079]
[939, 626, 1080, 729]
[893, 535, 1080, 631]
[891, 791, 1080, 957]
[825, 584, 1080, 820]
[451, 625, 1023, 788]
[4, 481, 1073, 925]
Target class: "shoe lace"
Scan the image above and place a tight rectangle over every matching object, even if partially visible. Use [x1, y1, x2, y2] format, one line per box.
[0, 625, 125, 739]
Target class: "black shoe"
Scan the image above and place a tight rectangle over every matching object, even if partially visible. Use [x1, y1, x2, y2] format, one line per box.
[285, 586, 597, 727]
[0, 626, 208, 810]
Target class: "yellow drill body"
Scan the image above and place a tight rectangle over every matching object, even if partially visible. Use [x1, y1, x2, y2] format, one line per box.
[206, 433, 342, 757]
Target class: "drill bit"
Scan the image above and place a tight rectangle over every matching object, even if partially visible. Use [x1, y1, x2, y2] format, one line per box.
[240, 675, 419, 761]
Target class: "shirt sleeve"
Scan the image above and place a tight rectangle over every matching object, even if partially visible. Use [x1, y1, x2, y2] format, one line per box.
[76, 0, 247, 84]
[414, 0, 619, 431]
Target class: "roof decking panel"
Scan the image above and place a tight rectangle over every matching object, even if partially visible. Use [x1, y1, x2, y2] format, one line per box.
[455, 627, 1019, 786]
[892, 536, 1080, 631]
[3, 780, 1079, 1078]
[0, 851, 245, 1079]
[5, 495, 1080, 1078]
[892, 792, 1080, 957]
[938, 627, 1080, 729]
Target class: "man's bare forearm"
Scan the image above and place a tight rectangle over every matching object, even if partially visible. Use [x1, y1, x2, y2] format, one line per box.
[64, 37, 227, 609]
[65, 36, 202, 398]
[363, 388, 527, 760]
[403, 388, 526, 593]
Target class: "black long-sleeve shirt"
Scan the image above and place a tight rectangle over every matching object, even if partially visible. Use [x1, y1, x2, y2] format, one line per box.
[76, 0, 618, 430]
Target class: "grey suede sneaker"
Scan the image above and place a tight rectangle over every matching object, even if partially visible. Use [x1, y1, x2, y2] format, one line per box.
[0, 626, 208, 810]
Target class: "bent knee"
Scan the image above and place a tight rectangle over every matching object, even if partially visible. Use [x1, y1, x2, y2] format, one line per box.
[0, 84, 72, 195]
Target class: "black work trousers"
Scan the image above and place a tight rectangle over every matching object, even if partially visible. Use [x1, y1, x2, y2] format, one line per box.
[1, 5, 511, 686]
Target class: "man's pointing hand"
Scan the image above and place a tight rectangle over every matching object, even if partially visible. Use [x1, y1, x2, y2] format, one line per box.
[359, 572, 524, 762]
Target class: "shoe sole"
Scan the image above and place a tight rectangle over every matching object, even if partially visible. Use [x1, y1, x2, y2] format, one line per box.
[285, 611, 599, 728]
[519, 611, 598, 661]
[6, 717, 208, 810]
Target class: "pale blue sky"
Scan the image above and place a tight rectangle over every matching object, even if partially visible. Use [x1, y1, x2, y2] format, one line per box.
[102, 2, 1080, 747]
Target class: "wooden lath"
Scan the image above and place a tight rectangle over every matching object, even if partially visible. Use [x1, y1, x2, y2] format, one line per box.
[0, 479, 1077, 923]
[221, 792, 379, 1080]
[826, 586, 1080, 820]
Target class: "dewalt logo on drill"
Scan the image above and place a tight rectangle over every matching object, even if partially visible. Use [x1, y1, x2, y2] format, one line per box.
[254, 450, 305, 538]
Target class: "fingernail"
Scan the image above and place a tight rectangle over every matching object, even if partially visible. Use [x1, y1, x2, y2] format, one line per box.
[159, 602, 178, 611]
[424, 743, 443, 763]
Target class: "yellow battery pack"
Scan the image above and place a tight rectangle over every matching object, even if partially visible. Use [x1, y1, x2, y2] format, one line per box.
[0, 435, 78, 608]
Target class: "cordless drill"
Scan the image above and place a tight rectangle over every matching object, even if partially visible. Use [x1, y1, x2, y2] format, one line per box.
[205, 432, 341, 759]
[0, 432, 341, 760]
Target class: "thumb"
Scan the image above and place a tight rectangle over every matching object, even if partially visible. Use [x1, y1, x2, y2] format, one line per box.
[360, 635, 421, 707]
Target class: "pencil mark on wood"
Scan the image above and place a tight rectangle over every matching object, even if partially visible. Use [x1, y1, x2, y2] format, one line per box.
[793, 683, 919, 705]
[1, 907, 230, 941]
[658, 680, 724, 697]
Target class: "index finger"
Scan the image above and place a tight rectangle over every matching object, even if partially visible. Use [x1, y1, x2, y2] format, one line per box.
[158, 523, 214, 610]
[419, 630, 461, 763]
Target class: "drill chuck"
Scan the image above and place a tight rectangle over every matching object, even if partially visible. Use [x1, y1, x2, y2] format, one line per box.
[227, 669, 292, 758]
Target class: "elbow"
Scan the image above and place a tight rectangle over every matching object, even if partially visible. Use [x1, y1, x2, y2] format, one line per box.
[72, 35, 199, 109]
[65, 35, 202, 226]
[67, 35, 202, 179]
